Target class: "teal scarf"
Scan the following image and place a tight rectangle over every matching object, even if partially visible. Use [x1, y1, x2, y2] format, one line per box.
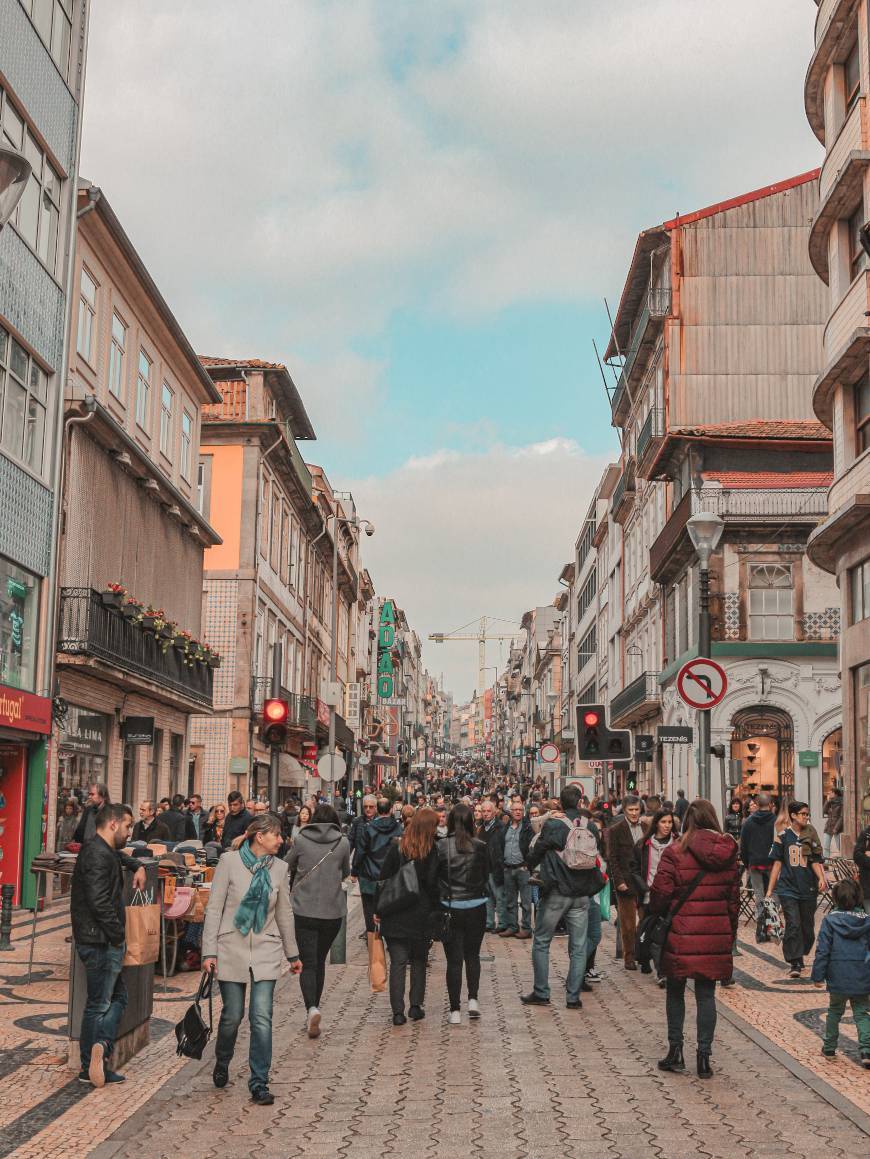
[234, 840, 273, 936]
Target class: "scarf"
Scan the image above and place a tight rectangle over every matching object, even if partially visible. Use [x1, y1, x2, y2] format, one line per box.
[234, 840, 274, 936]
[647, 835, 670, 886]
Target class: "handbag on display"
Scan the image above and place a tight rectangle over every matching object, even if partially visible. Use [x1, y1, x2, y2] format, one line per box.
[174, 971, 213, 1059]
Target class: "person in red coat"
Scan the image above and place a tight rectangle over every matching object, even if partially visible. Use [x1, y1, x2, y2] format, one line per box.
[650, 799, 740, 1079]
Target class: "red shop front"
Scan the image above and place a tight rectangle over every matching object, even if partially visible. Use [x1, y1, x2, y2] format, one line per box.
[0, 686, 53, 906]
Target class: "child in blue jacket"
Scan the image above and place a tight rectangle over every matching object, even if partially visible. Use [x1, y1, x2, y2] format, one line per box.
[811, 878, 870, 1067]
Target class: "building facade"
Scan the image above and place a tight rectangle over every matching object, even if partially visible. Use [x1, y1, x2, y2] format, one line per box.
[805, 0, 870, 842]
[0, 0, 90, 903]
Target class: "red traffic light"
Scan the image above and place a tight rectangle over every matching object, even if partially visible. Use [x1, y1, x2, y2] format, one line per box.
[264, 698, 289, 723]
[261, 698, 290, 746]
[583, 711, 600, 728]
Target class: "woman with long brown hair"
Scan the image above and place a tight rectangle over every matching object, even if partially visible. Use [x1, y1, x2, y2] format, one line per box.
[649, 799, 739, 1079]
[377, 807, 440, 1024]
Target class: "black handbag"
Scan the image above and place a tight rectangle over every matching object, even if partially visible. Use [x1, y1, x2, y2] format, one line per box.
[376, 857, 420, 916]
[175, 970, 213, 1059]
[636, 869, 706, 971]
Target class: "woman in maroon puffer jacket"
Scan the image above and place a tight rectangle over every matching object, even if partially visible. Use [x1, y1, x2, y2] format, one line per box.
[650, 799, 739, 1079]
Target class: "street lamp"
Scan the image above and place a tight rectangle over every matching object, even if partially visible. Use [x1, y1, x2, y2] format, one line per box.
[687, 510, 724, 801]
[0, 146, 31, 230]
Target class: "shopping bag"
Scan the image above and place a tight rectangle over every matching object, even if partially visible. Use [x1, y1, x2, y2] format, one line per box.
[123, 889, 160, 966]
[367, 931, 387, 992]
[598, 879, 611, 923]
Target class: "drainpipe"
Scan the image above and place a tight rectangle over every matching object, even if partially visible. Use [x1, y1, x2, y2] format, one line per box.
[76, 185, 100, 220]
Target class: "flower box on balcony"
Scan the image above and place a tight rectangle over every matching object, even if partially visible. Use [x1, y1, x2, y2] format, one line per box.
[100, 588, 124, 609]
[121, 599, 143, 621]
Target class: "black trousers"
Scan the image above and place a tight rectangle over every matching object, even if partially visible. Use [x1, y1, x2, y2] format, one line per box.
[361, 891, 377, 933]
[665, 977, 717, 1053]
[779, 896, 817, 966]
[443, 905, 487, 1011]
[294, 915, 342, 1009]
[386, 936, 428, 1015]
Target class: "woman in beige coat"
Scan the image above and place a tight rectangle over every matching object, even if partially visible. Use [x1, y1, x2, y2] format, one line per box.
[202, 815, 301, 1105]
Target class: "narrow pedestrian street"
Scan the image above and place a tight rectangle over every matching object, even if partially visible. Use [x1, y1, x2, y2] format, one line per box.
[2, 897, 867, 1159]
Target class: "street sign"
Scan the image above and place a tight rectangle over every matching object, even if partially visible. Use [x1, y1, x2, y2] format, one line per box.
[635, 734, 654, 762]
[318, 753, 346, 783]
[122, 716, 154, 745]
[539, 741, 560, 763]
[676, 658, 727, 711]
[798, 750, 819, 768]
[658, 726, 693, 745]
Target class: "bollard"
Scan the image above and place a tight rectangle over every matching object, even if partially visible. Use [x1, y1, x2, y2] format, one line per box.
[329, 912, 347, 965]
[0, 883, 14, 951]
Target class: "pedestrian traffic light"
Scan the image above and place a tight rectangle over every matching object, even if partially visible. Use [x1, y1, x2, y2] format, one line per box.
[626, 772, 638, 792]
[261, 698, 289, 747]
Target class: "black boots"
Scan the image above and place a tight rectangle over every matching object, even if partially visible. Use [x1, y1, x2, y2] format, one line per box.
[657, 1045, 686, 1072]
[697, 1051, 713, 1078]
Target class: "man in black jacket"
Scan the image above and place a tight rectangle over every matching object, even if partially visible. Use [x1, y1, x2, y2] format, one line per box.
[71, 804, 146, 1088]
[477, 799, 507, 932]
[521, 786, 600, 1009]
[73, 782, 110, 844]
[352, 798, 402, 932]
[739, 791, 776, 941]
[131, 800, 170, 844]
[161, 794, 196, 842]
[501, 800, 533, 939]
[221, 791, 253, 848]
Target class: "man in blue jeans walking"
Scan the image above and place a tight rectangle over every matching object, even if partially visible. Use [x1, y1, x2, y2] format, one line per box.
[70, 803, 146, 1088]
[520, 786, 601, 1009]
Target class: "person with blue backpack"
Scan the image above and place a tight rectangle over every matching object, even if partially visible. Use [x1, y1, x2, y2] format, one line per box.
[811, 878, 870, 1067]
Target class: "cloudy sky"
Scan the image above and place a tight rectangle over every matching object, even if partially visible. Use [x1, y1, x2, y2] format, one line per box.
[81, 0, 821, 701]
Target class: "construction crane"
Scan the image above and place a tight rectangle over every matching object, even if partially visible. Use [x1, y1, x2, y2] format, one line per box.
[429, 616, 518, 696]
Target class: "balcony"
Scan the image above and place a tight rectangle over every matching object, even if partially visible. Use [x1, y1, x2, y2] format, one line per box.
[819, 96, 867, 203]
[610, 671, 661, 727]
[650, 487, 830, 583]
[636, 408, 664, 474]
[611, 461, 636, 524]
[58, 589, 213, 711]
[806, 0, 860, 142]
[815, 269, 870, 426]
[610, 298, 666, 423]
[648, 286, 671, 318]
[250, 677, 318, 733]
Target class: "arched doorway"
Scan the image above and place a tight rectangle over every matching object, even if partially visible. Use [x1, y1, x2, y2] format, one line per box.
[821, 727, 842, 798]
[731, 707, 794, 800]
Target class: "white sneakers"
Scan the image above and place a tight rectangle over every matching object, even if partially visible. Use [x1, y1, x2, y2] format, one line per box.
[307, 1007, 322, 1039]
[448, 1010, 461, 1025]
[468, 999, 481, 1019]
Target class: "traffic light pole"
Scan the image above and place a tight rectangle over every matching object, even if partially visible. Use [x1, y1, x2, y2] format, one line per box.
[698, 564, 712, 802]
[269, 641, 282, 808]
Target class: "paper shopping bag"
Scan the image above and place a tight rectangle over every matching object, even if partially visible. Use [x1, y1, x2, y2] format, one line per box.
[123, 890, 160, 966]
[367, 931, 387, 992]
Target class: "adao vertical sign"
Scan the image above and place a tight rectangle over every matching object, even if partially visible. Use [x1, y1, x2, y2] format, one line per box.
[377, 600, 396, 699]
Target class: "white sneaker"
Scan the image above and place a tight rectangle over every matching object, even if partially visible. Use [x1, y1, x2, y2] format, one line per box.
[448, 1010, 461, 1026]
[307, 1007, 322, 1039]
[468, 999, 481, 1019]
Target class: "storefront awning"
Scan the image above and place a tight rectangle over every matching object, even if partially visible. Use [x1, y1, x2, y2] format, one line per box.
[279, 753, 308, 788]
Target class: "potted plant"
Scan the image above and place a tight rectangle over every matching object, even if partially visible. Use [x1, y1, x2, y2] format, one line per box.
[101, 583, 126, 609]
[141, 604, 163, 631]
[203, 643, 221, 669]
[121, 596, 143, 622]
[173, 628, 191, 653]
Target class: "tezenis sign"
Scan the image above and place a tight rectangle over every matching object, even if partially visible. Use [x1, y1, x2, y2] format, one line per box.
[377, 600, 396, 699]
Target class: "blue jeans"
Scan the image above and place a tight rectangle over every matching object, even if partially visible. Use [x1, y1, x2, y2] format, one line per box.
[531, 893, 589, 1002]
[486, 874, 507, 931]
[216, 977, 276, 1092]
[503, 867, 532, 932]
[77, 943, 128, 1072]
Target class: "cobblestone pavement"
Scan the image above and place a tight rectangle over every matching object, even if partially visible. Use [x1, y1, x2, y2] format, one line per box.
[3, 899, 869, 1158]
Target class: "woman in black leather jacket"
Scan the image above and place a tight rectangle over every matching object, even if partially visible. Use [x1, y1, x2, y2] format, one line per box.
[435, 802, 490, 1025]
[724, 798, 744, 842]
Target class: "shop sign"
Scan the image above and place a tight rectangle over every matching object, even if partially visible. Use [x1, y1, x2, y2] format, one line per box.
[60, 708, 107, 755]
[345, 682, 361, 729]
[798, 750, 820, 768]
[0, 686, 52, 735]
[122, 716, 155, 745]
[228, 756, 248, 775]
[377, 600, 396, 699]
[301, 741, 318, 772]
[658, 726, 693, 745]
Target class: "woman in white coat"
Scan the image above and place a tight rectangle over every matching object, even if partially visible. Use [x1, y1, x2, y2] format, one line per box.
[202, 815, 301, 1105]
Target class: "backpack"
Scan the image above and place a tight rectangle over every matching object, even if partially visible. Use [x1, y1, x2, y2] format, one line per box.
[557, 817, 598, 871]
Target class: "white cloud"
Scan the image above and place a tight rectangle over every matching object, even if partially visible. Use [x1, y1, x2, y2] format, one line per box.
[348, 438, 611, 701]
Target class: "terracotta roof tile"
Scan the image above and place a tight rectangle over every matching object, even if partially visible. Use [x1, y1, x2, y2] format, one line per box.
[672, 420, 830, 441]
[702, 470, 833, 489]
[199, 355, 287, 371]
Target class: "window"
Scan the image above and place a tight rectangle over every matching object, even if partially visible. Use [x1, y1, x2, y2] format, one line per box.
[0, 84, 62, 273]
[160, 382, 173, 457]
[135, 351, 151, 429]
[849, 203, 868, 282]
[749, 564, 794, 640]
[0, 553, 39, 690]
[0, 325, 48, 475]
[846, 37, 861, 113]
[577, 570, 598, 620]
[577, 518, 595, 570]
[578, 626, 597, 671]
[196, 460, 205, 513]
[850, 559, 870, 625]
[20, 0, 73, 83]
[578, 680, 597, 707]
[180, 410, 193, 480]
[108, 312, 126, 397]
[76, 267, 97, 361]
[858, 375, 870, 455]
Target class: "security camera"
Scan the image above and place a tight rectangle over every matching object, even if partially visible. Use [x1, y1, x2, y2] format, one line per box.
[364, 523, 375, 537]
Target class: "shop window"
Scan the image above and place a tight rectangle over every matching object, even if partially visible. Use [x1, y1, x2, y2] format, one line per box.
[0, 558, 39, 691]
[748, 564, 794, 640]
[57, 706, 109, 818]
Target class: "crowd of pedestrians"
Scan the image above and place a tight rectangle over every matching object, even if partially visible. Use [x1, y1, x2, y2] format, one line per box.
[66, 771, 870, 1105]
